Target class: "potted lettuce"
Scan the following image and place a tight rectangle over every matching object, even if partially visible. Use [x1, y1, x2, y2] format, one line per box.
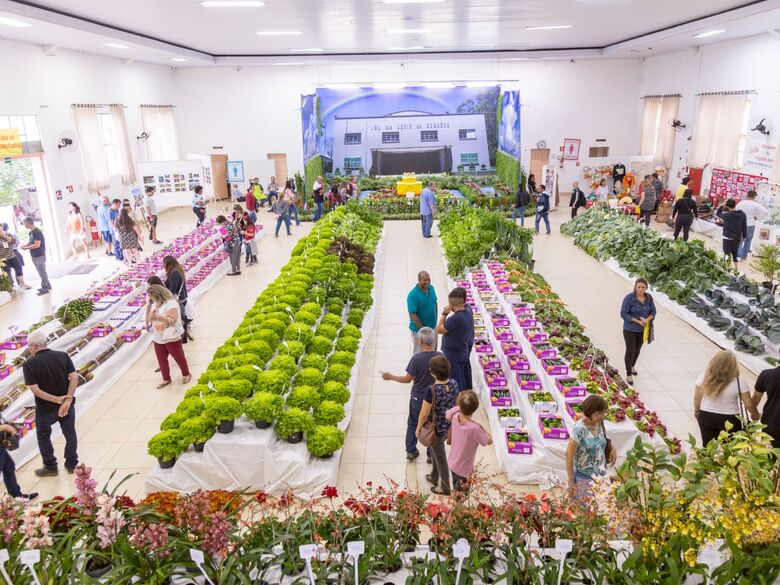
[244, 391, 284, 429]
[178, 416, 216, 452]
[148, 429, 185, 468]
[275, 408, 315, 443]
[306, 425, 345, 458]
[204, 396, 243, 434]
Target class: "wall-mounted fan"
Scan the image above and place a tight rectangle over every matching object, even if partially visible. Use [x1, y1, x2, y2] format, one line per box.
[749, 116, 771, 137]
[57, 130, 78, 153]
[670, 119, 687, 131]
[136, 131, 152, 142]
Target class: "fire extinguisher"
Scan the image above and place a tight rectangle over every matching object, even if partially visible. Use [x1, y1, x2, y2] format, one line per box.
[86, 216, 100, 242]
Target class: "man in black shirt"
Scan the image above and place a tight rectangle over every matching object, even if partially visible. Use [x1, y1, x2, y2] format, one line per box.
[569, 181, 587, 219]
[20, 217, 50, 296]
[753, 363, 780, 448]
[437, 288, 474, 393]
[22, 331, 79, 476]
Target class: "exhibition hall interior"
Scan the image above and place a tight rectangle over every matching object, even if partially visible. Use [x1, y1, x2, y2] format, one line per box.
[0, 0, 779, 581]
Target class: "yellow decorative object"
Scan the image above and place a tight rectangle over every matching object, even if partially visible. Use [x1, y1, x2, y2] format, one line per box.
[396, 172, 423, 196]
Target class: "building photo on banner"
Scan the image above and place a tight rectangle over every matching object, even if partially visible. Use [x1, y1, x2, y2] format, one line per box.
[0, 0, 779, 580]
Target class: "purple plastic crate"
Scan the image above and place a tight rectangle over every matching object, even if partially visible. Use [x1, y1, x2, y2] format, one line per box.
[532, 343, 559, 360]
[484, 370, 507, 388]
[505, 429, 533, 454]
[474, 339, 493, 354]
[493, 327, 515, 341]
[517, 373, 542, 391]
[501, 341, 524, 357]
[565, 399, 584, 419]
[518, 318, 538, 329]
[490, 390, 512, 407]
[556, 378, 587, 398]
[491, 316, 510, 328]
[0, 365, 13, 380]
[523, 328, 548, 344]
[479, 354, 501, 371]
[119, 329, 142, 342]
[539, 414, 569, 440]
[543, 360, 569, 377]
[507, 355, 531, 372]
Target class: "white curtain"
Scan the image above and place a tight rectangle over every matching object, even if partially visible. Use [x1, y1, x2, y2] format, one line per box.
[639, 97, 661, 157]
[110, 105, 137, 185]
[690, 94, 749, 168]
[657, 97, 679, 168]
[72, 106, 111, 191]
[140, 106, 179, 161]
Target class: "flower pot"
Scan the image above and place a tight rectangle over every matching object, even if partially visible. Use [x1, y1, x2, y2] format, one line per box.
[85, 557, 111, 578]
[286, 431, 304, 444]
[158, 457, 176, 469]
[218, 419, 235, 434]
[193, 441, 206, 452]
[254, 419, 272, 429]
[317, 452, 334, 459]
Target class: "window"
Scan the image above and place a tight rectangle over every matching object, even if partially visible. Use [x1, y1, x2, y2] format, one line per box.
[459, 129, 477, 140]
[382, 132, 400, 144]
[735, 96, 754, 169]
[97, 112, 122, 176]
[588, 147, 610, 158]
[460, 153, 479, 165]
[639, 96, 679, 167]
[421, 130, 438, 142]
[0, 115, 42, 153]
[344, 133, 361, 145]
[343, 157, 362, 171]
[690, 94, 751, 168]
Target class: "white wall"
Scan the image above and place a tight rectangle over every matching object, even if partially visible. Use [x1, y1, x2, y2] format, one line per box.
[172, 58, 643, 191]
[638, 34, 780, 191]
[0, 39, 176, 259]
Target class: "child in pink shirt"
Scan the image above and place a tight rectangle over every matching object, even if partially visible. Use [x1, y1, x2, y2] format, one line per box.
[445, 390, 492, 493]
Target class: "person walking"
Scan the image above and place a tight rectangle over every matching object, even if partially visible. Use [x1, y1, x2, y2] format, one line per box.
[380, 327, 443, 462]
[419, 181, 436, 238]
[245, 183, 257, 223]
[20, 217, 50, 295]
[694, 350, 759, 446]
[534, 187, 551, 235]
[716, 199, 748, 272]
[0, 417, 37, 499]
[0, 225, 30, 291]
[163, 255, 193, 344]
[753, 358, 780, 448]
[272, 195, 292, 238]
[146, 284, 191, 388]
[565, 395, 616, 499]
[513, 184, 531, 225]
[22, 331, 79, 477]
[143, 186, 162, 244]
[96, 195, 113, 255]
[620, 277, 656, 385]
[672, 188, 698, 241]
[416, 355, 458, 495]
[437, 288, 474, 393]
[675, 176, 690, 200]
[284, 180, 300, 226]
[736, 190, 768, 261]
[116, 207, 143, 265]
[312, 176, 325, 221]
[108, 199, 123, 261]
[240, 211, 259, 265]
[569, 181, 587, 219]
[192, 186, 207, 227]
[407, 271, 438, 353]
[638, 179, 657, 226]
[216, 215, 242, 275]
[65, 202, 91, 259]
[445, 390, 492, 493]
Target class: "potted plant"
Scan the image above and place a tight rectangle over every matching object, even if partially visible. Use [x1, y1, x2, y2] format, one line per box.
[204, 396, 243, 434]
[750, 243, 780, 292]
[244, 391, 284, 429]
[286, 385, 322, 411]
[325, 363, 352, 384]
[177, 416, 215, 452]
[275, 408, 314, 443]
[256, 369, 288, 394]
[148, 429, 184, 468]
[296, 367, 325, 388]
[306, 425, 345, 458]
[313, 400, 346, 426]
[321, 381, 350, 404]
[213, 379, 253, 401]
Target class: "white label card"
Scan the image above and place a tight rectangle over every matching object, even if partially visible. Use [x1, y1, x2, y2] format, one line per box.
[190, 549, 205, 564]
[18, 550, 39, 565]
[555, 539, 573, 554]
[347, 541, 365, 556]
[453, 539, 470, 560]
[299, 544, 317, 560]
[0, 549, 8, 563]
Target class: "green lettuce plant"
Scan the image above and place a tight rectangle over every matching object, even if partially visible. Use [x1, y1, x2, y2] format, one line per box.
[204, 396, 243, 424]
[178, 416, 216, 446]
[269, 354, 298, 377]
[307, 335, 333, 356]
[286, 385, 322, 411]
[256, 370, 288, 394]
[277, 340, 306, 360]
[275, 408, 315, 439]
[160, 411, 187, 431]
[213, 379, 253, 401]
[148, 429, 185, 462]
[321, 381, 350, 404]
[329, 351, 356, 368]
[244, 391, 284, 423]
[325, 364, 352, 384]
[335, 336, 359, 353]
[306, 425, 345, 457]
[313, 400, 345, 426]
[299, 354, 327, 371]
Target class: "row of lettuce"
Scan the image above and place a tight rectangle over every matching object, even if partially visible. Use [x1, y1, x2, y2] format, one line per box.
[147, 203, 383, 464]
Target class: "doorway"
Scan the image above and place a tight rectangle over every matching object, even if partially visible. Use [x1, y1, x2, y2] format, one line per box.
[530, 149, 550, 188]
[210, 154, 228, 200]
[267, 153, 288, 185]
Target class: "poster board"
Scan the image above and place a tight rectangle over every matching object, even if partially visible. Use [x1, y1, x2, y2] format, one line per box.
[136, 160, 212, 209]
[541, 164, 558, 210]
[709, 167, 763, 201]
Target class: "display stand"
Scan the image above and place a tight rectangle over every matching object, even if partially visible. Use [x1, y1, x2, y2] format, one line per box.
[137, 160, 214, 209]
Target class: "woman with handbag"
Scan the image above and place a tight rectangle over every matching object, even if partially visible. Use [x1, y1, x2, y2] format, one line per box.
[566, 395, 616, 499]
[416, 355, 459, 495]
[216, 215, 243, 275]
[147, 284, 191, 388]
[163, 255, 193, 344]
[619, 277, 656, 385]
[694, 350, 759, 446]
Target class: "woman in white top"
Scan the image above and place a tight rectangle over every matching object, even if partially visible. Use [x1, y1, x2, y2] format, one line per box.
[595, 179, 609, 208]
[694, 350, 759, 446]
[147, 284, 191, 388]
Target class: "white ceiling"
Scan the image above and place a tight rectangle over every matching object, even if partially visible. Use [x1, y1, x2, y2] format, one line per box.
[0, 0, 778, 66]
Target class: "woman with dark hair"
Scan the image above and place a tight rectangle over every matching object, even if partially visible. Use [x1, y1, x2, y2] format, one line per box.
[163, 255, 193, 343]
[284, 179, 300, 226]
[192, 186, 207, 227]
[65, 201, 90, 259]
[527, 173, 537, 194]
[147, 284, 191, 388]
[0, 223, 30, 290]
[672, 188, 698, 241]
[216, 215, 242, 275]
[566, 395, 616, 498]
[327, 184, 342, 211]
[716, 199, 748, 272]
[116, 207, 142, 265]
[619, 277, 656, 384]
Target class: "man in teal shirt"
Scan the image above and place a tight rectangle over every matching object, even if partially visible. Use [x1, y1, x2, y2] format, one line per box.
[407, 271, 438, 353]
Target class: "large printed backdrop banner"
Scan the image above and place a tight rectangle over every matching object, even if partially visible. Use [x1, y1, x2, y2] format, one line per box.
[306, 86, 500, 175]
[498, 90, 521, 159]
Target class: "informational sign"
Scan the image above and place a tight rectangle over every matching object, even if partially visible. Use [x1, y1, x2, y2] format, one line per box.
[710, 167, 763, 201]
[562, 138, 581, 161]
[743, 139, 777, 175]
[0, 129, 22, 157]
[227, 160, 245, 183]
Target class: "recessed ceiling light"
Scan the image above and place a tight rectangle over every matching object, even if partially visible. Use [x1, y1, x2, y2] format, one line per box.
[273, 62, 305, 66]
[0, 17, 32, 27]
[256, 31, 302, 36]
[289, 48, 324, 52]
[525, 25, 573, 30]
[383, 0, 445, 3]
[200, 1, 265, 6]
[104, 43, 130, 49]
[388, 46, 424, 51]
[693, 29, 725, 38]
[169, 58, 188, 62]
[387, 28, 432, 34]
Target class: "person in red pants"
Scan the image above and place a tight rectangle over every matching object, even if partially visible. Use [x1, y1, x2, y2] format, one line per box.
[146, 284, 191, 389]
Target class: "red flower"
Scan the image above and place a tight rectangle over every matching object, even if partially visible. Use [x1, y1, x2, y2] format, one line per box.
[321, 486, 338, 499]
[115, 495, 136, 509]
[279, 493, 294, 508]
[255, 491, 268, 504]
[365, 481, 373, 488]
[524, 493, 537, 503]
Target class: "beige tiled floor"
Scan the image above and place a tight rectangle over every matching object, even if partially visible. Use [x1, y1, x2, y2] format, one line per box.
[6, 205, 763, 501]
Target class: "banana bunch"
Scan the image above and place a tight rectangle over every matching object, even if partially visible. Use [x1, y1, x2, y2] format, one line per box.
[55, 298, 95, 329]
